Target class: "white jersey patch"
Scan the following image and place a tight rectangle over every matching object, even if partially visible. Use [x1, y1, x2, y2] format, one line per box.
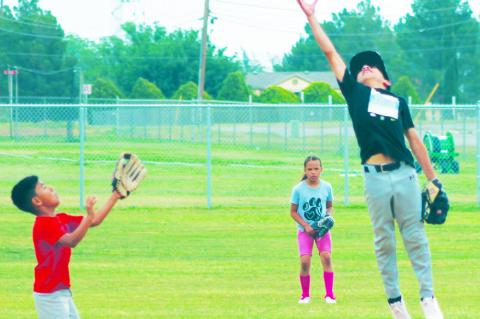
[367, 89, 400, 119]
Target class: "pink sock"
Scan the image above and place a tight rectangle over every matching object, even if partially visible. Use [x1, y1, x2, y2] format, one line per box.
[299, 275, 310, 298]
[324, 271, 335, 299]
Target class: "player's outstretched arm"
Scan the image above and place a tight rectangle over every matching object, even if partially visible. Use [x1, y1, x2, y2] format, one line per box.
[296, 0, 347, 80]
[405, 128, 437, 181]
[90, 192, 122, 227]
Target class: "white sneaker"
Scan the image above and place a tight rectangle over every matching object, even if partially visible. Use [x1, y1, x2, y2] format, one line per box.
[325, 296, 336, 304]
[298, 296, 311, 304]
[389, 300, 412, 319]
[421, 297, 444, 319]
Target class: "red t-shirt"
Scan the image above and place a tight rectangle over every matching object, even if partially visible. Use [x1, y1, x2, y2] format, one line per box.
[32, 213, 83, 293]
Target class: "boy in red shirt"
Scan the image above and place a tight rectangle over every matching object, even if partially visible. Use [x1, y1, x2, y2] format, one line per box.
[11, 175, 122, 319]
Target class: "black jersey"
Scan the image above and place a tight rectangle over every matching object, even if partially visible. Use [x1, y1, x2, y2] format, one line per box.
[338, 68, 415, 167]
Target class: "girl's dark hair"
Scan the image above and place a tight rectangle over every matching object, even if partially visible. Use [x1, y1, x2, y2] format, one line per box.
[301, 155, 322, 180]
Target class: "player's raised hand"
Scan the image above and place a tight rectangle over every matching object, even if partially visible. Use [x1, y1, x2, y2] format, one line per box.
[85, 196, 97, 219]
[297, 0, 318, 17]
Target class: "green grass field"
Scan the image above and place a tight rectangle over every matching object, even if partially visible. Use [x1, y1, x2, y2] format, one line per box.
[0, 140, 479, 318]
[1, 205, 479, 319]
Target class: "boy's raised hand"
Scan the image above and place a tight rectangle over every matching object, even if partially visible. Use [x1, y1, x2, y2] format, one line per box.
[297, 0, 318, 17]
[86, 196, 97, 219]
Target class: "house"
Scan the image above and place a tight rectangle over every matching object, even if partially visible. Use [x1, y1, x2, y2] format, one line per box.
[246, 71, 338, 95]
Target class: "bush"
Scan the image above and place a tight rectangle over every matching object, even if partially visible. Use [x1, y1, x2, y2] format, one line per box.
[172, 81, 212, 100]
[90, 77, 124, 99]
[217, 72, 250, 101]
[257, 86, 299, 104]
[303, 82, 345, 104]
[130, 77, 165, 99]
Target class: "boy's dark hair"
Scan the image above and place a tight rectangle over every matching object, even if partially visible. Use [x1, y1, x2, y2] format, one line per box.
[302, 155, 322, 181]
[349, 50, 390, 84]
[11, 175, 39, 214]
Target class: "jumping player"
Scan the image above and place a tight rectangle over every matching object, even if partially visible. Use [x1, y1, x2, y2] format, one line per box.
[290, 155, 336, 304]
[296, 1, 444, 318]
[11, 175, 122, 319]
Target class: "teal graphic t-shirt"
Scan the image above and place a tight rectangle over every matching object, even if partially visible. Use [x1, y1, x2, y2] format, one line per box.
[290, 180, 334, 232]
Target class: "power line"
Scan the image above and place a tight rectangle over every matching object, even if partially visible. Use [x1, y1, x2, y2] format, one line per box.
[0, 14, 60, 29]
[15, 66, 75, 75]
[281, 44, 479, 60]
[0, 25, 63, 39]
[213, 7, 478, 36]
[214, 0, 475, 17]
[3, 36, 476, 62]
[214, 0, 292, 12]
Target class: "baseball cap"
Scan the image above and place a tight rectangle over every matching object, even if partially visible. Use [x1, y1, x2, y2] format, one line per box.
[349, 50, 390, 81]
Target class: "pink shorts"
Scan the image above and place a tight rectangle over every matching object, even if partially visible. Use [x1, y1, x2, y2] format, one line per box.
[297, 229, 332, 256]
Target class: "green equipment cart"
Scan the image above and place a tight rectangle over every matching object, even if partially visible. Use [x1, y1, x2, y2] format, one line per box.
[417, 131, 460, 174]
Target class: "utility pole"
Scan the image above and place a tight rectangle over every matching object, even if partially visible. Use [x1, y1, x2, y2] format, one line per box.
[197, 0, 210, 101]
[78, 67, 84, 104]
[7, 65, 13, 104]
[14, 66, 18, 103]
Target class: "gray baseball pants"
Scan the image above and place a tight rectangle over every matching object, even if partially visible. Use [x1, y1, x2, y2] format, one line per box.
[362, 162, 434, 299]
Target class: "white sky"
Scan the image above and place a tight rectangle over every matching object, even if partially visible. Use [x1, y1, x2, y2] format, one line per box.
[3, 0, 480, 69]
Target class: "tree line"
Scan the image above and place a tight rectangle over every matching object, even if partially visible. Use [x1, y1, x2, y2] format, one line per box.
[0, 0, 478, 104]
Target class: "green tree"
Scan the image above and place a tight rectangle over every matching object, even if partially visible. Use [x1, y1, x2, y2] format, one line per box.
[96, 23, 240, 98]
[172, 81, 212, 100]
[257, 86, 300, 104]
[391, 76, 421, 104]
[395, 0, 479, 103]
[217, 72, 250, 101]
[130, 77, 165, 99]
[303, 82, 345, 104]
[90, 77, 123, 99]
[0, 0, 76, 98]
[65, 36, 104, 88]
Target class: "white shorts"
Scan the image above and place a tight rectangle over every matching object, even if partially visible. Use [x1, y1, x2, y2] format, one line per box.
[33, 289, 80, 319]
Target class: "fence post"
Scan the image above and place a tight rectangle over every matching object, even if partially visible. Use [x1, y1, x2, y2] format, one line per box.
[477, 101, 480, 206]
[249, 105, 253, 146]
[43, 106, 47, 137]
[343, 105, 350, 205]
[79, 106, 86, 209]
[115, 97, 120, 137]
[206, 106, 212, 208]
[452, 96, 456, 119]
[9, 104, 13, 139]
[302, 108, 306, 151]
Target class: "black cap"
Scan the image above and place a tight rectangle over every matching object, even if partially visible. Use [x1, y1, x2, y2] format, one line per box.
[11, 175, 38, 214]
[349, 51, 390, 82]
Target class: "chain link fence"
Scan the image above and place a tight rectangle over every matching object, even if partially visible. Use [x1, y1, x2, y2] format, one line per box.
[0, 103, 478, 208]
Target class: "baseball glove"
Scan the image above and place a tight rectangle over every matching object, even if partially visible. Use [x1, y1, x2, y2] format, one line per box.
[421, 178, 449, 224]
[311, 215, 335, 238]
[112, 152, 147, 199]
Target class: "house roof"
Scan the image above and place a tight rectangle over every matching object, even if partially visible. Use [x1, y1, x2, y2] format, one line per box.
[246, 71, 339, 90]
